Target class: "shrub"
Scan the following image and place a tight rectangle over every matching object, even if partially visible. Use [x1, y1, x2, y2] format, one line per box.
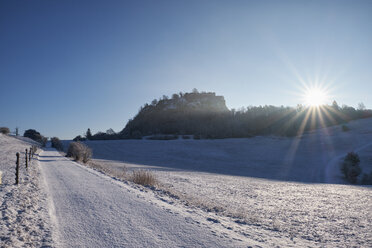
[0, 127, 10, 135]
[66, 142, 92, 163]
[31, 145, 38, 154]
[41, 137, 48, 147]
[361, 172, 372, 185]
[341, 125, 350, 132]
[24, 129, 47, 146]
[130, 170, 156, 186]
[341, 152, 362, 184]
[73, 135, 86, 142]
[51, 137, 63, 151]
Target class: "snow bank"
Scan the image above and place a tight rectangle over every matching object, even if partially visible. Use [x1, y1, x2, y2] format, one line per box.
[0, 134, 53, 247]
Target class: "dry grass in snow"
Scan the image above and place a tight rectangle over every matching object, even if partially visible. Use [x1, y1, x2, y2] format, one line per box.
[130, 169, 157, 186]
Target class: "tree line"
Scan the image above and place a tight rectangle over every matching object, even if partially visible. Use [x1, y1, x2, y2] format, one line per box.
[73, 91, 372, 140]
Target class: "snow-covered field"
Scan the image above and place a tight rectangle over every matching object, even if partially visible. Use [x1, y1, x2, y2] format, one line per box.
[80, 118, 372, 247]
[39, 149, 249, 247]
[0, 134, 53, 247]
[2, 118, 371, 247]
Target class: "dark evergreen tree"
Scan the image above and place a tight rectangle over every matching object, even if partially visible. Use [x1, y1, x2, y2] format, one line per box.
[86, 128, 92, 140]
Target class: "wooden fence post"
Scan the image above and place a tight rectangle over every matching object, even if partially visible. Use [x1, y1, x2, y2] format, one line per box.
[31, 146, 36, 158]
[25, 149, 28, 169]
[15, 152, 19, 185]
[29, 148, 31, 162]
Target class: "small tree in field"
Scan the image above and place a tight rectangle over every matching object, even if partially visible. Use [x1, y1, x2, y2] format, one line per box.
[341, 152, 361, 184]
[357, 102, 366, 111]
[86, 128, 92, 140]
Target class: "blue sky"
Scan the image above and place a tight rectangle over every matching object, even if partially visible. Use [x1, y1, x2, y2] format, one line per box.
[1, 0, 371, 139]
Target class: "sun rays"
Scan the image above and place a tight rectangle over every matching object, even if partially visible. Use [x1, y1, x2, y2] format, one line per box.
[303, 87, 328, 107]
[280, 81, 341, 176]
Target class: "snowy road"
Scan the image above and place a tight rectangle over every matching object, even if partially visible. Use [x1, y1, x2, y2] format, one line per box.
[39, 149, 239, 248]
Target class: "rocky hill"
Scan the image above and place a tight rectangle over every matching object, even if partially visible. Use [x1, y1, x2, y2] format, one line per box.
[120, 91, 230, 138]
[156, 92, 229, 112]
[75, 90, 372, 140]
[118, 91, 372, 139]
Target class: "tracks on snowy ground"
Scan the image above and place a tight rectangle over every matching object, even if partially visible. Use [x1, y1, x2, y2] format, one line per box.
[39, 148, 244, 248]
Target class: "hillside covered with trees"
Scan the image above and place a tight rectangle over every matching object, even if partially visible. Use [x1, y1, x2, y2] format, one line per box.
[75, 90, 372, 140]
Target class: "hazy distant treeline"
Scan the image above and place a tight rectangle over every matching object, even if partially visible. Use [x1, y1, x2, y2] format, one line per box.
[75, 91, 372, 140]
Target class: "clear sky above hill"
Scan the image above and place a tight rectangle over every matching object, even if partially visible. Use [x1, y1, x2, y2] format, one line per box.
[1, 0, 371, 139]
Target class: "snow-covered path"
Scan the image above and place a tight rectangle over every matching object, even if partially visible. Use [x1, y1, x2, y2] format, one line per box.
[39, 148, 238, 248]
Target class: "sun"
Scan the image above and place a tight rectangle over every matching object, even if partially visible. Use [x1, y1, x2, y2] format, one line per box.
[303, 87, 328, 107]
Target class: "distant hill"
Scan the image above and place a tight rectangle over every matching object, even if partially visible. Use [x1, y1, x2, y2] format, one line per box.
[74, 90, 372, 140]
[151, 91, 229, 113]
[119, 91, 372, 139]
[120, 91, 230, 138]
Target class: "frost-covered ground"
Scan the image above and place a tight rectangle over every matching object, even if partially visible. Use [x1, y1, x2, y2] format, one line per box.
[80, 118, 372, 247]
[0, 134, 53, 247]
[40, 149, 250, 247]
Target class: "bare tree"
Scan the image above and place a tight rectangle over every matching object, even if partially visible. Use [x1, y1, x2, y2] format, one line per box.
[358, 102, 366, 111]
[106, 128, 115, 135]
